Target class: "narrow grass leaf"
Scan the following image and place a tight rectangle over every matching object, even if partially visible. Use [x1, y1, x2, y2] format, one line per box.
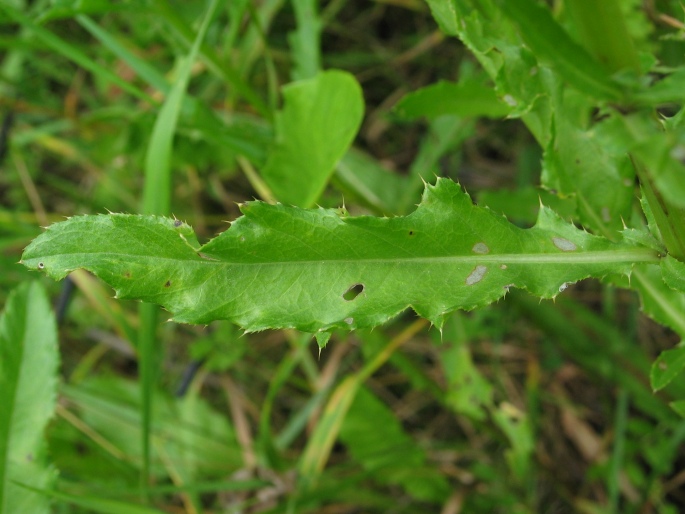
[60, 376, 242, 476]
[261, 70, 364, 207]
[289, 0, 322, 80]
[16, 484, 166, 514]
[76, 15, 169, 93]
[138, 0, 221, 490]
[150, 0, 269, 118]
[22, 179, 658, 334]
[0, 4, 155, 105]
[35, 0, 134, 23]
[298, 377, 359, 484]
[142, 0, 219, 215]
[515, 292, 677, 421]
[0, 282, 59, 514]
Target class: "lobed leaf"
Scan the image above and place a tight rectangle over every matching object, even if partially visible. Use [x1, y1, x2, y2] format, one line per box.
[21, 179, 658, 336]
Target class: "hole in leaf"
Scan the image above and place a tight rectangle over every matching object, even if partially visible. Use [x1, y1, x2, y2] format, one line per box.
[344, 317, 354, 325]
[38, 262, 45, 269]
[408, 230, 415, 236]
[343, 283, 364, 301]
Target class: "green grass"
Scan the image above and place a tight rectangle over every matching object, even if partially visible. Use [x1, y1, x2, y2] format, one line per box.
[3, 1, 685, 513]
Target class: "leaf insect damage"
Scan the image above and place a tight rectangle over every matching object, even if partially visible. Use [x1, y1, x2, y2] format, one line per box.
[343, 283, 364, 301]
[21, 178, 660, 341]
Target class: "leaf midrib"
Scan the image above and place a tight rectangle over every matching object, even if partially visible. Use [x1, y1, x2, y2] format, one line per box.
[33, 247, 659, 267]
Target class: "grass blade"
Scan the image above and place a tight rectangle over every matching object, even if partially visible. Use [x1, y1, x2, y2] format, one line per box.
[138, 0, 222, 491]
[0, 4, 155, 105]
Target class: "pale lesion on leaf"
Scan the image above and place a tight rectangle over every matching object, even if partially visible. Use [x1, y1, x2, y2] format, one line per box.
[552, 237, 577, 251]
[466, 265, 488, 285]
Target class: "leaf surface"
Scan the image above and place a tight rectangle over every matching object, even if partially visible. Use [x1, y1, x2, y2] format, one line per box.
[0, 282, 58, 514]
[394, 79, 509, 120]
[651, 346, 685, 392]
[261, 70, 364, 207]
[662, 256, 685, 293]
[493, 0, 623, 101]
[21, 179, 658, 334]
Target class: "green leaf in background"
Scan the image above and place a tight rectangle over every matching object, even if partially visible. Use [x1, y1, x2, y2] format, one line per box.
[22, 179, 658, 334]
[394, 79, 510, 121]
[662, 256, 685, 293]
[289, 0, 322, 81]
[261, 70, 364, 207]
[492, 402, 534, 482]
[628, 265, 685, 338]
[494, 0, 623, 101]
[0, 282, 59, 514]
[442, 337, 493, 421]
[339, 386, 450, 502]
[651, 346, 685, 392]
[18, 485, 167, 514]
[564, 0, 640, 74]
[334, 149, 407, 214]
[543, 108, 635, 233]
[60, 376, 242, 478]
[0, 3, 155, 105]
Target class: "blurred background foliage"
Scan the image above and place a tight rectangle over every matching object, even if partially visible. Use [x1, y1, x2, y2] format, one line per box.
[2, 0, 685, 513]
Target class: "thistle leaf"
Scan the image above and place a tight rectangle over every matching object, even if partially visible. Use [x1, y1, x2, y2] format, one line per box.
[21, 179, 658, 334]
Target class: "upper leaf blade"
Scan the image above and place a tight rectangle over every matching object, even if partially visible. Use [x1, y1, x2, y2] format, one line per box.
[261, 70, 364, 207]
[21, 179, 658, 334]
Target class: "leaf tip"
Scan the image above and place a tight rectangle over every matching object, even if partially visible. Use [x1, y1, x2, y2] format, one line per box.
[315, 331, 331, 351]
